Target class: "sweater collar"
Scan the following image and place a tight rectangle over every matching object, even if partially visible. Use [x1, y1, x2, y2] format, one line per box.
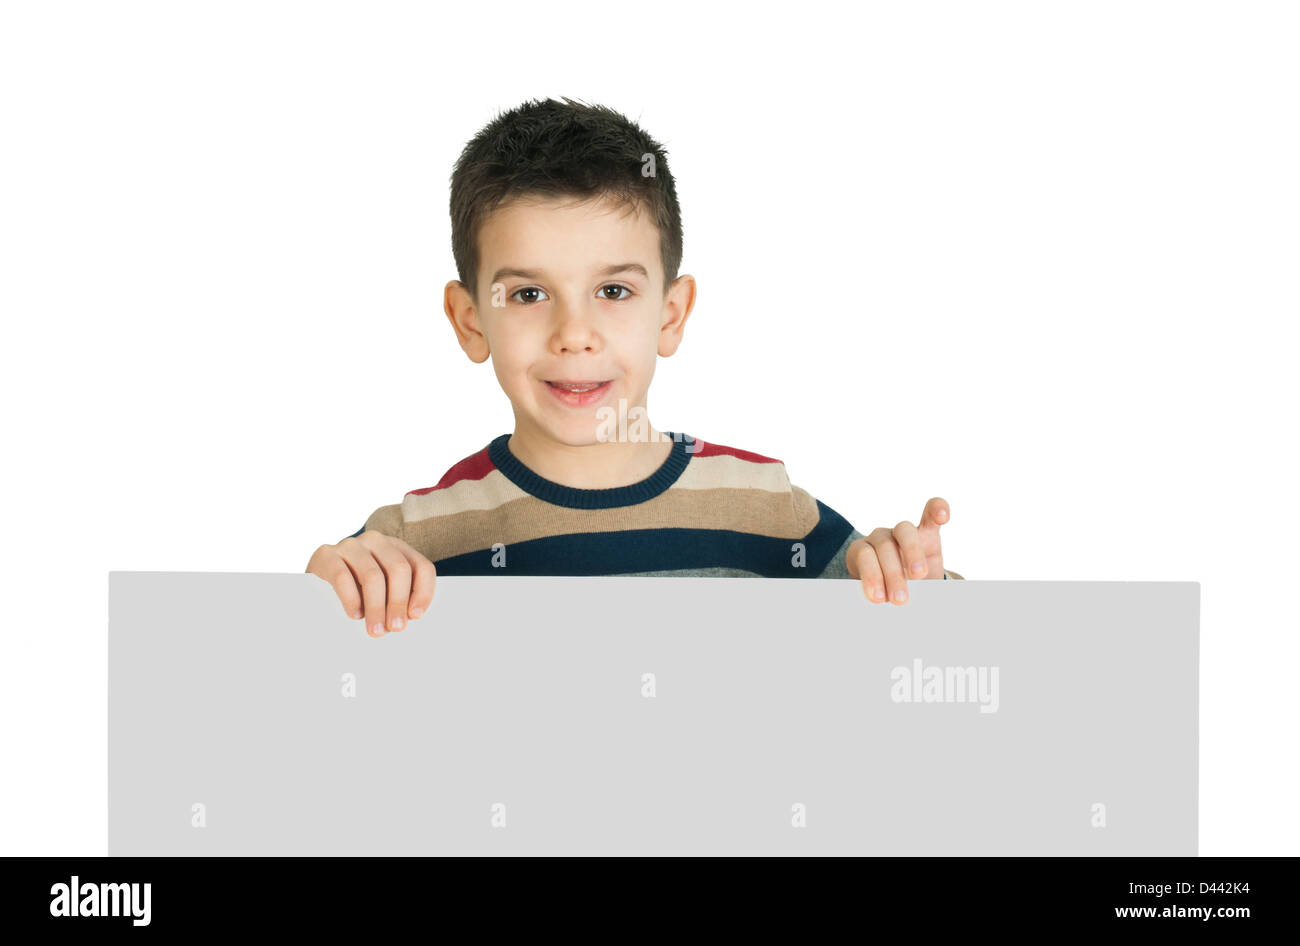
[487, 432, 693, 509]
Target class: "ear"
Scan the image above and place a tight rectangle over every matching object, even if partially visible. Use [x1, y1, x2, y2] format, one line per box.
[658, 274, 697, 358]
[444, 279, 491, 364]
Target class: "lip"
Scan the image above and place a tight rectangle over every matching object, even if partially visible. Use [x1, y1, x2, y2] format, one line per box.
[542, 378, 613, 408]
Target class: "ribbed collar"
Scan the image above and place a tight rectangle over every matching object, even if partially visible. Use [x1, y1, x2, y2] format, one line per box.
[487, 432, 693, 509]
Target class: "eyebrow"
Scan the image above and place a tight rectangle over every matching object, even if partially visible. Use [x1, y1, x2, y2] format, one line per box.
[489, 262, 649, 284]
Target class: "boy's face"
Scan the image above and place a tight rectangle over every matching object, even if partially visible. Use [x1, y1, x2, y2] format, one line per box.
[445, 193, 694, 448]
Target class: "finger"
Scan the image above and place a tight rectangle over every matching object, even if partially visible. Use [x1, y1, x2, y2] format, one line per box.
[869, 531, 910, 605]
[892, 520, 929, 578]
[853, 540, 887, 603]
[341, 539, 390, 637]
[309, 545, 364, 620]
[918, 497, 950, 532]
[368, 542, 412, 633]
[391, 538, 437, 620]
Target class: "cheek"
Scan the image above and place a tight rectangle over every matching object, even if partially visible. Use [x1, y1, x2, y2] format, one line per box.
[485, 332, 531, 375]
[487, 343, 532, 394]
[616, 317, 663, 371]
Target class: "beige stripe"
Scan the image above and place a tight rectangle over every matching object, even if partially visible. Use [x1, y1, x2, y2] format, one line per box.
[402, 469, 529, 520]
[790, 486, 822, 536]
[401, 484, 822, 563]
[675, 453, 790, 493]
[362, 503, 404, 538]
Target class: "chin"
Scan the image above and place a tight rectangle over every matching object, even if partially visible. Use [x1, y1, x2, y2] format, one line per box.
[542, 421, 605, 447]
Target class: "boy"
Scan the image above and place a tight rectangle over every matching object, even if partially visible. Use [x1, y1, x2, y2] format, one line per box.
[306, 97, 963, 638]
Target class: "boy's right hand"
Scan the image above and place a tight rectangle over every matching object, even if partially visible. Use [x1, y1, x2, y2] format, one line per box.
[306, 532, 436, 637]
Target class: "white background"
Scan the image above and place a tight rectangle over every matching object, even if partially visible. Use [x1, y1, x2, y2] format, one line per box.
[1, 0, 1295, 855]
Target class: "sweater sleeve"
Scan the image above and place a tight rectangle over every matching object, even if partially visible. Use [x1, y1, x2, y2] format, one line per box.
[342, 502, 404, 543]
[816, 523, 867, 579]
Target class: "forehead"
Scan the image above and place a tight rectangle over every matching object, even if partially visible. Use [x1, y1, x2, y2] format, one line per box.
[478, 194, 659, 269]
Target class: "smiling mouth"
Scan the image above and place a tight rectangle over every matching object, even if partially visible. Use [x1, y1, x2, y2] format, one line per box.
[545, 380, 611, 393]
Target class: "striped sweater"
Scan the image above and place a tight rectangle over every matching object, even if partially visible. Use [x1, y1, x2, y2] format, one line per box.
[350, 432, 962, 580]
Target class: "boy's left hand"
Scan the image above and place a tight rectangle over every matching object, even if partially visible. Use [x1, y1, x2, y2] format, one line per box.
[847, 497, 951, 605]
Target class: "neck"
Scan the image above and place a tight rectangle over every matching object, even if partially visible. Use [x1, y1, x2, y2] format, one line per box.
[507, 422, 675, 489]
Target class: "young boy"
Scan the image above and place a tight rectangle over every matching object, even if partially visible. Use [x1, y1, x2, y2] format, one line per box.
[306, 97, 963, 638]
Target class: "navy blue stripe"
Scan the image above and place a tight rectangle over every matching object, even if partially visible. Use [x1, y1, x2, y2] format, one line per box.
[804, 499, 854, 573]
[432, 501, 853, 578]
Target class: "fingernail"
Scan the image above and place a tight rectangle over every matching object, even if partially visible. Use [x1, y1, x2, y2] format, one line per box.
[391, 617, 404, 630]
[911, 561, 925, 575]
[372, 623, 386, 636]
[894, 588, 908, 602]
[351, 609, 362, 620]
[871, 586, 884, 601]
[410, 607, 423, 619]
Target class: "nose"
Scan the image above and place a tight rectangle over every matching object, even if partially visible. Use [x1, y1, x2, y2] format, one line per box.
[550, 297, 602, 354]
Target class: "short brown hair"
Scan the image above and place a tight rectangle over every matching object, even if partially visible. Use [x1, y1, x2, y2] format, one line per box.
[450, 97, 683, 302]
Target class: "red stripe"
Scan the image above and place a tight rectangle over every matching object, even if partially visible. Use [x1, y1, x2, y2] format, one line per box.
[689, 438, 782, 465]
[406, 446, 497, 496]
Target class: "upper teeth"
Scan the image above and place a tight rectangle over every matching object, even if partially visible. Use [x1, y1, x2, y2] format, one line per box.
[555, 383, 600, 392]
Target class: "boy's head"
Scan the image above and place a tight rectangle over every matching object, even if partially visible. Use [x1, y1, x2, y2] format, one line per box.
[443, 98, 696, 449]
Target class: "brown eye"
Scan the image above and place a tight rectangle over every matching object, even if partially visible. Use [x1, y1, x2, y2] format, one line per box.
[510, 287, 548, 304]
[600, 284, 632, 301]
